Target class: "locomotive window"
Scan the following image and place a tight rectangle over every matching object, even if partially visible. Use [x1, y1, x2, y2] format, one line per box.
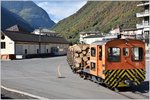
[91, 62, 96, 70]
[99, 46, 102, 60]
[131, 47, 143, 61]
[123, 48, 129, 56]
[91, 47, 96, 57]
[108, 47, 120, 62]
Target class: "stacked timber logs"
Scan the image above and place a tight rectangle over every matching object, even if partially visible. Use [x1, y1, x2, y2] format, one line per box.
[67, 44, 90, 73]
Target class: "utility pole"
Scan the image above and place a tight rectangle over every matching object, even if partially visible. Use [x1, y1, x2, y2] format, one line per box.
[39, 27, 42, 54]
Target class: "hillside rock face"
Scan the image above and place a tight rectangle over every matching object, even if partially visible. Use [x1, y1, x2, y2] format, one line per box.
[1, 7, 33, 32]
[2, 1, 55, 29]
[53, 1, 143, 43]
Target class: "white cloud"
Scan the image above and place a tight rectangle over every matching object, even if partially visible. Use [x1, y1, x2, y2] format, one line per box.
[36, 1, 87, 23]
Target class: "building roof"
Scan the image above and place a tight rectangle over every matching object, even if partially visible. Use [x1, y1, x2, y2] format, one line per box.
[137, 2, 150, 7]
[120, 28, 142, 32]
[2, 31, 69, 44]
[33, 28, 57, 33]
[83, 34, 104, 38]
[92, 40, 108, 45]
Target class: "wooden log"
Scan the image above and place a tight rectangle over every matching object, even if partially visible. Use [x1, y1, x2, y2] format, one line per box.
[87, 60, 90, 65]
[83, 56, 88, 61]
[74, 45, 82, 53]
[74, 53, 79, 58]
[75, 63, 80, 68]
[86, 51, 90, 57]
[75, 57, 82, 63]
[82, 50, 87, 55]
[79, 53, 83, 58]
[82, 45, 89, 50]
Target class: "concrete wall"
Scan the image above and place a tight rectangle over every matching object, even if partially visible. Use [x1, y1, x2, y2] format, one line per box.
[15, 42, 69, 55]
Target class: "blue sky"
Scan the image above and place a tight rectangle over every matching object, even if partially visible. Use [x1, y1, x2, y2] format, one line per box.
[33, 1, 87, 23]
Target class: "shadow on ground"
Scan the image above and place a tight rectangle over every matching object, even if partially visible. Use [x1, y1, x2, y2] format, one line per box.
[117, 81, 149, 93]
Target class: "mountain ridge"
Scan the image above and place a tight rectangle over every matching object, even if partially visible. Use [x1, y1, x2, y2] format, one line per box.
[1, 6, 34, 32]
[2, 1, 55, 29]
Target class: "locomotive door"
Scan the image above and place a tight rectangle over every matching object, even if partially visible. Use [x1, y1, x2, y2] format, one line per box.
[97, 45, 103, 77]
[90, 45, 98, 76]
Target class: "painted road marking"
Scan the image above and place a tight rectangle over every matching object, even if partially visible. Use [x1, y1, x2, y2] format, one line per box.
[1, 85, 49, 100]
[57, 64, 62, 78]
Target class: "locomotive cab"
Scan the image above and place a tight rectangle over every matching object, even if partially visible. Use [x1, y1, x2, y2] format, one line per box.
[89, 39, 145, 89]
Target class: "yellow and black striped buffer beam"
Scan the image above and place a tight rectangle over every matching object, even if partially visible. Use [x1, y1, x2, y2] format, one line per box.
[104, 68, 145, 89]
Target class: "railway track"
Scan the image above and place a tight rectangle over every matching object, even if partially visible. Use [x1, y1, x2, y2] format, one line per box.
[81, 75, 149, 99]
[118, 91, 149, 99]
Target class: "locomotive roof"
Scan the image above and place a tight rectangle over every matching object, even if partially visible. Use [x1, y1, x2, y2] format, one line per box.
[91, 40, 108, 45]
[91, 39, 144, 45]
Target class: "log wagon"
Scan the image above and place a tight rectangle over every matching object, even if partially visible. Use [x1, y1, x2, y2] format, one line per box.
[67, 39, 146, 90]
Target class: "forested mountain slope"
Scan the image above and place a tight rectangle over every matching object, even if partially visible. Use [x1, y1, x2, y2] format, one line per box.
[53, 1, 143, 43]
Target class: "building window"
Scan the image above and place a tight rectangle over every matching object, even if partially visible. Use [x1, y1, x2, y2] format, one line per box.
[123, 48, 129, 56]
[91, 62, 96, 70]
[91, 47, 96, 57]
[1, 42, 6, 49]
[108, 47, 120, 62]
[1, 35, 5, 40]
[131, 47, 143, 61]
[25, 49, 27, 54]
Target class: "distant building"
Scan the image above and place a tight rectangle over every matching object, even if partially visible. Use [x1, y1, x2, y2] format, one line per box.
[120, 28, 143, 39]
[82, 34, 104, 44]
[109, 26, 120, 35]
[136, 1, 150, 49]
[109, 27, 143, 39]
[32, 28, 58, 37]
[79, 31, 100, 43]
[1, 25, 69, 60]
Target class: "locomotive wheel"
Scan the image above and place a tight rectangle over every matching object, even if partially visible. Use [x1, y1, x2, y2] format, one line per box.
[83, 73, 87, 80]
[97, 77, 104, 84]
[79, 72, 84, 78]
[72, 69, 76, 73]
[114, 87, 119, 92]
[87, 74, 92, 80]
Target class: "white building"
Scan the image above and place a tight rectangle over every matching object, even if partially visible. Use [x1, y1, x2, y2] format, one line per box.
[32, 28, 58, 37]
[120, 28, 143, 39]
[1, 25, 69, 60]
[79, 31, 100, 43]
[136, 1, 150, 49]
[109, 26, 120, 35]
[82, 34, 104, 44]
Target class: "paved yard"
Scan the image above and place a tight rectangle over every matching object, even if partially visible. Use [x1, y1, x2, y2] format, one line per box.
[1, 56, 149, 99]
